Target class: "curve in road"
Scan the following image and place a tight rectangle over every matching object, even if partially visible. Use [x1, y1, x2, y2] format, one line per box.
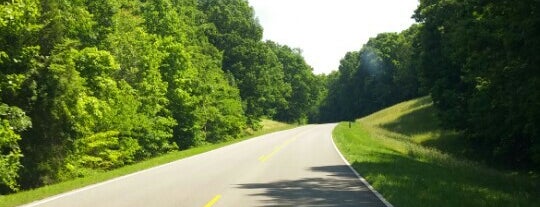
[23, 124, 390, 207]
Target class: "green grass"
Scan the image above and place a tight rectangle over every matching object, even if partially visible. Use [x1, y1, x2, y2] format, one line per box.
[333, 97, 539, 207]
[0, 119, 297, 207]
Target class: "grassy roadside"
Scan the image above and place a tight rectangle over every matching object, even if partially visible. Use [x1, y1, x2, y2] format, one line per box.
[333, 97, 539, 207]
[0, 119, 296, 207]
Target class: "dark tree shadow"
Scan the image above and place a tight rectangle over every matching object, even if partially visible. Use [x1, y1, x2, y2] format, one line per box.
[379, 104, 471, 159]
[237, 165, 387, 207]
[408, 96, 433, 109]
[380, 105, 439, 136]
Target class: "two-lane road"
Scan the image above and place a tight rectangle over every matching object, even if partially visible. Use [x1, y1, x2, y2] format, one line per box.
[23, 124, 389, 207]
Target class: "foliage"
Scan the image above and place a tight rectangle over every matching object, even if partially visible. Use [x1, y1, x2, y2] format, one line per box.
[0, 0, 316, 193]
[266, 41, 323, 124]
[0, 0, 42, 192]
[104, 7, 177, 157]
[317, 26, 423, 122]
[74, 131, 140, 170]
[200, 0, 291, 128]
[414, 0, 540, 168]
[141, 0, 247, 148]
[0, 104, 30, 192]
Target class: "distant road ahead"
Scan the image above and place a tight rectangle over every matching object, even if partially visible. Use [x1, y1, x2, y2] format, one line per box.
[24, 124, 388, 207]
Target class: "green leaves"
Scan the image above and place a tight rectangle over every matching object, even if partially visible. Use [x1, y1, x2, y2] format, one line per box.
[200, 0, 291, 128]
[266, 41, 321, 124]
[317, 28, 423, 123]
[227, 40, 290, 121]
[0, 104, 30, 191]
[75, 131, 141, 169]
[0, 120, 23, 192]
[199, 0, 263, 48]
[415, 0, 540, 168]
[0, 0, 322, 192]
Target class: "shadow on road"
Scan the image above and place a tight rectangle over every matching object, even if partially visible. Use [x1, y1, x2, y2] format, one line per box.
[237, 165, 386, 207]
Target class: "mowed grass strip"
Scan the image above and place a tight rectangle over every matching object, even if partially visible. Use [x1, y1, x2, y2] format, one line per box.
[333, 97, 539, 207]
[0, 119, 297, 207]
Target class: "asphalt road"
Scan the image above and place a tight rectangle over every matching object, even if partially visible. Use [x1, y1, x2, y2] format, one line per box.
[23, 124, 389, 207]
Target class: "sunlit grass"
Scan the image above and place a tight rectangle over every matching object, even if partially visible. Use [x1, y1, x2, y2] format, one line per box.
[333, 97, 539, 207]
[0, 119, 297, 207]
[260, 119, 291, 131]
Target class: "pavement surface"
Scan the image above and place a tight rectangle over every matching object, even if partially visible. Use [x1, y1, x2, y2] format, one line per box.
[23, 124, 388, 207]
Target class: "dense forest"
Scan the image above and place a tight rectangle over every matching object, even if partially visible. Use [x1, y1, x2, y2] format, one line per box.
[0, 0, 323, 193]
[318, 0, 539, 170]
[1, 0, 539, 195]
[316, 25, 423, 123]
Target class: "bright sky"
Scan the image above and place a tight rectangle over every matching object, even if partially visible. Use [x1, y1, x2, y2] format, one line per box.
[248, 0, 419, 74]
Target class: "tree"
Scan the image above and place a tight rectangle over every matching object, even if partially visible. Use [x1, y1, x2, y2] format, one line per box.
[0, 104, 30, 192]
[105, 5, 177, 157]
[199, 0, 290, 128]
[0, 0, 322, 193]
[415, 0, 540, 168]
[0, 1, 41, 190]
[143, 0, 246, 148]
[317, 71, 343, 122]
[266, 41, 322, 124]
[227, 40, 290, 127]
[317, 28, 424, 123]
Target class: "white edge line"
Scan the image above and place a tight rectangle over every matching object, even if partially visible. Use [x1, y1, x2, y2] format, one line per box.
[21, 126, 306, 207]
[21, 156, 181, 207]
[329, 124, 394, 207]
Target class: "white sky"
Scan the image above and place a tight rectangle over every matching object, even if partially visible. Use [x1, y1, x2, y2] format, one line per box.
[247, 0, 419, 74]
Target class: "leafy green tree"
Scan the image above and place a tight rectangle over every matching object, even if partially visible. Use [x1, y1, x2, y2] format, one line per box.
[316, 71, 343, 122]
[0, 104, 30, 192]
[0, 0, 321, 193]
[226, 40, 290, 127]
[353, 33, 401, 116]
[415, 0, 540, 168]
[317, 29, 423, 123]
[199, 0, 290, 128]
[39, 0, 96, 54]
[142, 0, 246, 148]
[414, 0, 469, 130]
[306, 74, 328, 123]
[0, 0, 42, 111]
[266, 41, 322, 124]
[84, 0, 119, 45]
[105, 4, 177, 157]
[393, 24, 423, 99]
[199, 0, 263, 49]
[316, 52, 359, 122]
[0, 0, 97, 187]
[67, 47, 149, 171]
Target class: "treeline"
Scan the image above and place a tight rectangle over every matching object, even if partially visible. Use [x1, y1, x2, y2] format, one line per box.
[316, 25, 423, 122]
[318, 0, 540, 169]
[0, 0, 322, 193]
[414, 0, 539, 168]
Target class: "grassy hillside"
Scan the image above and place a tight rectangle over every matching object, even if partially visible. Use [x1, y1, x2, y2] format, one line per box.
[333, 97, 539, 207]
[0, 119, 296, 207]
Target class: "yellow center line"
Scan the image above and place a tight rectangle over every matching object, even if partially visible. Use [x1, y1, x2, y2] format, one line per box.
[203, 194, 222, 207]
[259, 133, 303, 162]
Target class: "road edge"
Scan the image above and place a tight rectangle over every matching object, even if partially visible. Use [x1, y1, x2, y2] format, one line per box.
[329, 124, 394, 207]
[20, 126, 304, 207]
